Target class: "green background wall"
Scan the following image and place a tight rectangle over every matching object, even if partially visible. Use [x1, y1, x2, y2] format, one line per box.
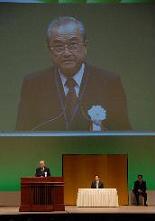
[0, 136, 154, 191]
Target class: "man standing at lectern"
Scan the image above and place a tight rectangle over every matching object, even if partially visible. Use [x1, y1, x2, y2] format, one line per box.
[91, 175, 104, 188]
[16, 16, 131, 131]
[35, 160, 51, 177]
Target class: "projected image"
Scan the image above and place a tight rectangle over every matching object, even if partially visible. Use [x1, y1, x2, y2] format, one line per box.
[0, 4, 154, 132]
[16, 16, 131, 131]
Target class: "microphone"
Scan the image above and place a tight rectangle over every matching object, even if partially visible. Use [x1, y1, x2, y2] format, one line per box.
[31, 108, 66, 131]
[31, 103, 91, 131]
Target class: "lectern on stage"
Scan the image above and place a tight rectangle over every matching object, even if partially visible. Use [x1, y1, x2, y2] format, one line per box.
[19, 177, 65, 212]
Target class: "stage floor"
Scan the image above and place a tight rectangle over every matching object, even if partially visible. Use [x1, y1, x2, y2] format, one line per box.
[0, 206, 155, 215]
[66, 205, 155, 214]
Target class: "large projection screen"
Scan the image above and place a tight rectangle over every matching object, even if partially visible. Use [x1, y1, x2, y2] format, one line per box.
[0, 3, 154, 132]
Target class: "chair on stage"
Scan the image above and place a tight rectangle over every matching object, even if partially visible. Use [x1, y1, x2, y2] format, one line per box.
[130, 191, 144, 206]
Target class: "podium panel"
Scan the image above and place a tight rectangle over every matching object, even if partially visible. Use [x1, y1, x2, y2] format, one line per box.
[19, 177, 64, 212]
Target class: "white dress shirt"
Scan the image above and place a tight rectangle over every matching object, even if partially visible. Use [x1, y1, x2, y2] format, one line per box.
[96, 180, 99, 189]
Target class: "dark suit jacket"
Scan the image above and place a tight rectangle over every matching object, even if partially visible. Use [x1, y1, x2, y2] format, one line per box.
[91, 180, 104, 188]
[16, 64, 131, 131]
[133, 180, 147, 193]
[35, 167, 51, 177]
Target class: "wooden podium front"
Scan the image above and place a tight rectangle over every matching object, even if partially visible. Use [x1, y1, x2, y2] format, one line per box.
[19, 177, 64, 212]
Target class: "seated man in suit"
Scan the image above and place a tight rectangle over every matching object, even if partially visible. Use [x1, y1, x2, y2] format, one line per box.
[91, 175, 104, 188]
[16, 16, 131, 131]
[35, 160, 51, 177]
[133, 175, 147, 206]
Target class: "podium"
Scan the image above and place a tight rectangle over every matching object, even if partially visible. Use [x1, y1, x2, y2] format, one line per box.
[19, 177, 64, 212]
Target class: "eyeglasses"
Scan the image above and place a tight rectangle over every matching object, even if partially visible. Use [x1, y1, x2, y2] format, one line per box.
[50, 41, 84, 54]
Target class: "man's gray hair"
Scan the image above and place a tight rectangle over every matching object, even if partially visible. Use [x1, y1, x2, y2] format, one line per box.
[47, 16, 86, 41]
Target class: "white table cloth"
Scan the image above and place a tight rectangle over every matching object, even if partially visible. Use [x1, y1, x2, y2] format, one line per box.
[76, 188, 119, 207]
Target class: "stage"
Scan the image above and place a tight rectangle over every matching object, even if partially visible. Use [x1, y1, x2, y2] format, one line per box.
[0, 206, 155, 221]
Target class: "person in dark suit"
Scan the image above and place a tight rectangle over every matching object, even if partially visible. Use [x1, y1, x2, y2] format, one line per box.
[35, 160, 51, 177]
[133, 175, 147, 206]
[16, 16, 131, 131]
[91, 175, 104, 188]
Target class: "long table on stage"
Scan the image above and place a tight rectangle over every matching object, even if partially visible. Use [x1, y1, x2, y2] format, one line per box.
[19, 177, 64, 212]
[76, 188, 119, 207]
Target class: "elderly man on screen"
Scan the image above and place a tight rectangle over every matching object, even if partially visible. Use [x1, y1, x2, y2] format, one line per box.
[16, 16, 131, 131]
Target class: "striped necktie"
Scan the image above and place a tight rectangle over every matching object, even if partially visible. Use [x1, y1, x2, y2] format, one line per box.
[65, 77, 78, 120]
